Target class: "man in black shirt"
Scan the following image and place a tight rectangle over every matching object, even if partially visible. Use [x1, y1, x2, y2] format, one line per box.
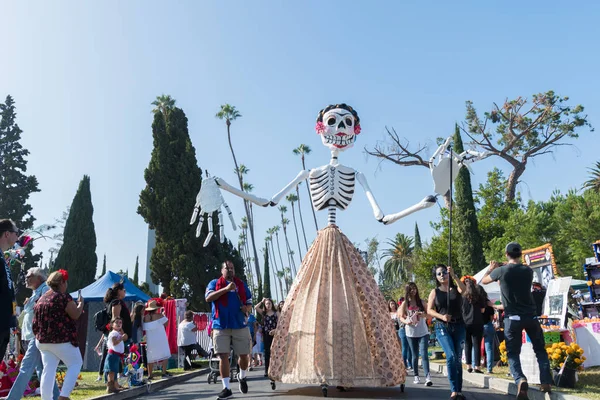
[0, 219, 19, 360]
[482, 242, 552, 400]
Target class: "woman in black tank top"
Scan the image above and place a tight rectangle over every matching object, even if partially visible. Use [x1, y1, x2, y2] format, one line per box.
[427, 264, 467, 400]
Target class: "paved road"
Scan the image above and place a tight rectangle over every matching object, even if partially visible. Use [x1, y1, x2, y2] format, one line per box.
[140, 366, 513, 400]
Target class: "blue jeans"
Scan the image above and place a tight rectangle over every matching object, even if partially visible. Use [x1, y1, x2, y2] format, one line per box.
[398, 327, 413, 368]
[435, 321, 465, 393]
[407, 334, 430, 377]
[7, 339, 60, 400]
[504, 317, 553, 385]
[482, 321, 495, 372]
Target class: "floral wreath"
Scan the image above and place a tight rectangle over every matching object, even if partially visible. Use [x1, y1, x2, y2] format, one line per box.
[460, 275, 476, 284]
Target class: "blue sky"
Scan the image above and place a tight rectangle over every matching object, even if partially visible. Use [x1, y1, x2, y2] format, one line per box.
[2, 1, 599, 292]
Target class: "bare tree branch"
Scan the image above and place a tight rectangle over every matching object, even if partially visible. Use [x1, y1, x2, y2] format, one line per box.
[364, 127, 430, 168]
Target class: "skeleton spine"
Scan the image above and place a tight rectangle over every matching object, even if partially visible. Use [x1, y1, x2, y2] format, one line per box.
[327, 206, 336, 225]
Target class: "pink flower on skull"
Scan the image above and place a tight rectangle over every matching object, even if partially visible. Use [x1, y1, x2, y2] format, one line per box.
[315, 121, 326, 135]
[354, 124, 361, 135]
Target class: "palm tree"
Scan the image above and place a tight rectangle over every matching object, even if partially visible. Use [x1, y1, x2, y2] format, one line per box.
[282, 217, 297, 276]
[381, 233, 414, 286]
[286, 193, 303, 263]
[272, 225, 287, 278]
[265, 235, 281, 301]
[267, 228, 286, 301]
[295, 182, 309, 252]
[151, 94, 176, 121]
[293, 144, 319, 231]
[216, 104, 262, 291]
[584, 161, 600, 192]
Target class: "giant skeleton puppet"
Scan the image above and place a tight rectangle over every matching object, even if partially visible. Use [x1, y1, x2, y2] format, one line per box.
[190, 104, 488, 392]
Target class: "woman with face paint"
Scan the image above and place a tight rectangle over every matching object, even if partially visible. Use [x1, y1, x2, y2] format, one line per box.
[427, 264, 467, 400]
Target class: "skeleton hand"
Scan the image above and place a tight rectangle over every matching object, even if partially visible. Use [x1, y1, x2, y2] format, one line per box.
[190, 177, 236, 247]
[429, 137, 490, 196]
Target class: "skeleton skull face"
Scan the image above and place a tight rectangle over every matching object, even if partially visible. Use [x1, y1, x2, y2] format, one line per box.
[316, 107, 361, 152]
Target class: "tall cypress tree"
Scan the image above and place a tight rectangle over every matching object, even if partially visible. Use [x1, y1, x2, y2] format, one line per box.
[101, 254, 107, 276]
[0, 95, 41, 303]
[453, 124, 485, 275]
[133, 255, 139, 286]
[138, 96, 243, 309]
[414, 222, 422, 251]
[54, 175, 98, 291]
[262, 246, 272, 300]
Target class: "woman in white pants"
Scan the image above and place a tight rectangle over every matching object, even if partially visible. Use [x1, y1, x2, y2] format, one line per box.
[32, 269, 84, 400]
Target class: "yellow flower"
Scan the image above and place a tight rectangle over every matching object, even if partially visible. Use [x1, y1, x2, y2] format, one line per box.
[574, 358, 582, 364]
[582, 356, 586, 361]
[553, 354, 561, 360]
[552, 343, 559, 349]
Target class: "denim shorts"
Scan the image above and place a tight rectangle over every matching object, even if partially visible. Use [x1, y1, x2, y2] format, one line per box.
[104, 352, 121, 373]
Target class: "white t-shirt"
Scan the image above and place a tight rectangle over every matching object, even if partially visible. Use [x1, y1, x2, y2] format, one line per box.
[107, 330, 124, 353]
[178, 320, 196, 347]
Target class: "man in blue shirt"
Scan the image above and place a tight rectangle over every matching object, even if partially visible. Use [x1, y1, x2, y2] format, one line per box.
[205, 260, 252, 400]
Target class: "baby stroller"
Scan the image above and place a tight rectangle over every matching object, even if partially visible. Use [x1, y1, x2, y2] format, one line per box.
[207, 347, 239, 384]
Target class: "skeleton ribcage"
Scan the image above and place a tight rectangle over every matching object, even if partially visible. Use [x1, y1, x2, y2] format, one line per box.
[309, 164, 356, 211]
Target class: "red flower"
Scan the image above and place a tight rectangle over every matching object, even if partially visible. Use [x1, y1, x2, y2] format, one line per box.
[315, 121, 326, 135]
[58, 269, 69, 281]
[354, 124, 361, 135]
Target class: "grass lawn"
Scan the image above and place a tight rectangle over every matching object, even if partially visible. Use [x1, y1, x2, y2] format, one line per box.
[62, 361, 208, 400]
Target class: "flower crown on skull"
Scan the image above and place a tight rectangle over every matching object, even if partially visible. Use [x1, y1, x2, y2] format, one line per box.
[315, 103, 361, 151]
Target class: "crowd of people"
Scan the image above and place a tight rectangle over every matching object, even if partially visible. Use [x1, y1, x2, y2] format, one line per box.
[1, 216, 556, 400]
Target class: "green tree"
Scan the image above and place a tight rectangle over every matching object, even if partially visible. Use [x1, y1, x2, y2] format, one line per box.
[54, 175, 98, 292]
[365, 91, 593, 203]
[216, 105, 262, 292]
[453, 124, 485, 275]
[414, 223, 422, 251]
[101, 254, 107, 276]
[139, 96, 243, 310]
[474, 168, 519, 257]
[463, 91, 593, 201]
[262, 245, 272, 299]
[583, 161, 600, 192]
[0, 95, 41, 303]
[133, 255, 139, 286]
[381, 233, 414, 287]
[293, 144, 319, 231]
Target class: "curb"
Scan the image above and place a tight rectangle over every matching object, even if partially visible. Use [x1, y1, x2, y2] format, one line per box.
[429, 361, 588, 400]
[86, 368, 209, 400]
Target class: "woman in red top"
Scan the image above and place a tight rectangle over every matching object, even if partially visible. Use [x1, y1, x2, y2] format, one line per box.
[33, 270, 84, 400]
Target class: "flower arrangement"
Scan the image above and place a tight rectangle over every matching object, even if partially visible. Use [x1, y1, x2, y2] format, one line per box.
[546, 342, 586, 371]
[499, 340, 508, 364]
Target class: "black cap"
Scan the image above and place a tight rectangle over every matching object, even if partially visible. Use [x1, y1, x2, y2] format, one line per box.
[505, 242, 522, 253]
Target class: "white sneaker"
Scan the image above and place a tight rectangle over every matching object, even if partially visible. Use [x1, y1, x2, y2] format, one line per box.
[95, 376, 102, 382]
[413, 376, 420, 384]
[425, 373, 432, 386]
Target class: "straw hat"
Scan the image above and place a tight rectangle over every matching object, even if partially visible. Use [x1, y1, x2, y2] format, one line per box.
[145, 300, 160, 311]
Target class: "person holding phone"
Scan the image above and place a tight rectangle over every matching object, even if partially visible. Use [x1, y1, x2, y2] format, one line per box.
[32, 270, 84, 400]
[399, 282, 432, 386]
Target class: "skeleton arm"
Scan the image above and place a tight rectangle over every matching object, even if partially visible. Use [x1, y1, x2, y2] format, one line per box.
[215, 169, 310, 207]
[356, 172, 436, 225]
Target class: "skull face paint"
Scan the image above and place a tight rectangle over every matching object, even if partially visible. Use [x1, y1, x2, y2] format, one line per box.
[316, 107, 360, 151]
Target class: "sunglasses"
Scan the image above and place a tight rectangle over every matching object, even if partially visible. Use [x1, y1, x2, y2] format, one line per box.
[436, 271, 448, 277]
